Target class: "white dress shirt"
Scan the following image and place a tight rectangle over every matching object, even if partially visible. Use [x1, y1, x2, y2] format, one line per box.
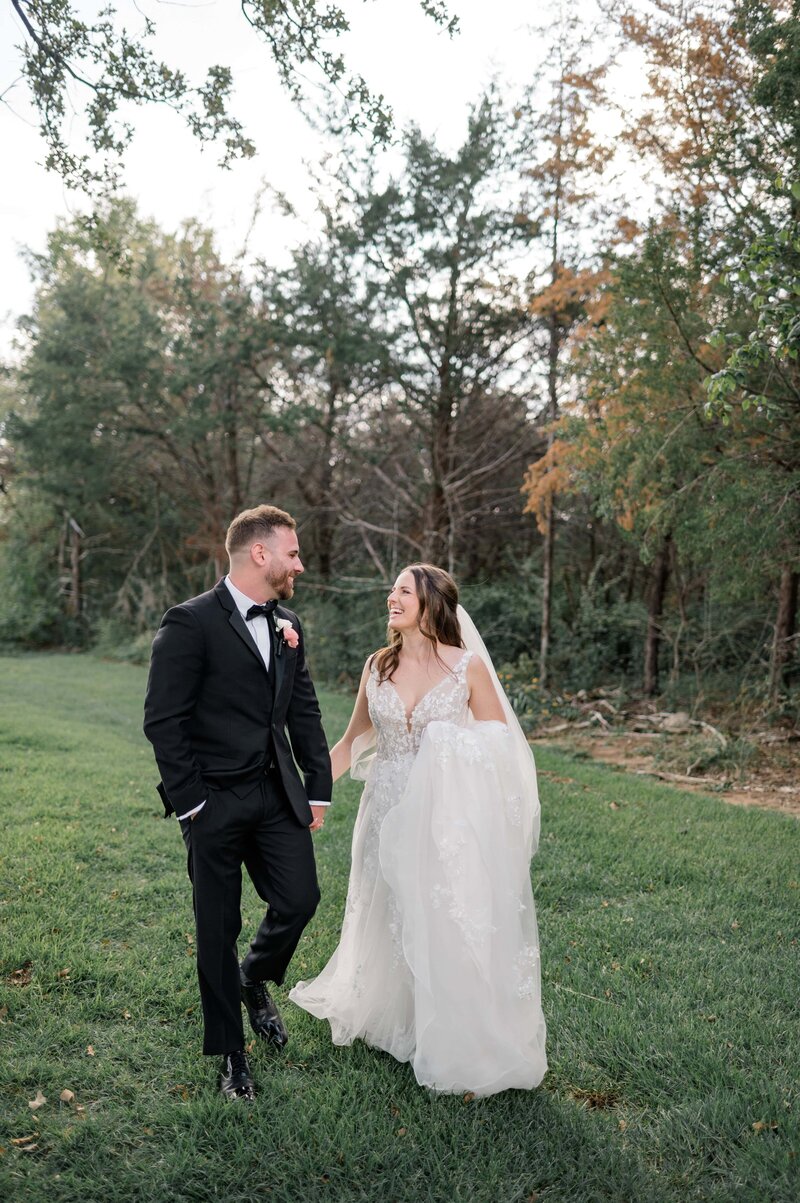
[175, 576, 329, 820]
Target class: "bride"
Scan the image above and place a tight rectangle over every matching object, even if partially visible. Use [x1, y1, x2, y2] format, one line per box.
[289, 564, 547, 1095]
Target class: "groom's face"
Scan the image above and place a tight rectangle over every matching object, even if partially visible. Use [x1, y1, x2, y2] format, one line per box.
[263, 526, 304, 600]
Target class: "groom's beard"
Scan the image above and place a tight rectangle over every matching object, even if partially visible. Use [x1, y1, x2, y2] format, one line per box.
[269, 569, 295, 600]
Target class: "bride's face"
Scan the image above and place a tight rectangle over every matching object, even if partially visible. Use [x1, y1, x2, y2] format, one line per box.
[387, 571, 421, 633]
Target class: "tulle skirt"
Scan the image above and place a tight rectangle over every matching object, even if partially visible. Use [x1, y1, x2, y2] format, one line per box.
[290, 720, 547, 1095]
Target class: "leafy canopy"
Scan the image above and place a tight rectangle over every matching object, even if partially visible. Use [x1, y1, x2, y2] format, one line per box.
[8, 0, 458, 194]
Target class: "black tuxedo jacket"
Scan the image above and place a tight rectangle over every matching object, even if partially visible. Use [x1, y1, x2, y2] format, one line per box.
[143, 580, 332, 824]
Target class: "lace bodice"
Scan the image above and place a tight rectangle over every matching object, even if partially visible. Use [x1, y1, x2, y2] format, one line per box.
[367, 650, 472, 761]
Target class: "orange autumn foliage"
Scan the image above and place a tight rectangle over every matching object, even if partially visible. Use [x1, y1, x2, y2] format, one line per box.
[529, 264, 609, 329]
[615, 0, 758, 208]
[521, 443, 571, 534]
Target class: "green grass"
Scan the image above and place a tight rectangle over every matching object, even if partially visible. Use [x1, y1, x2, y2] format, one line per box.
[0, 654, 797, 1203]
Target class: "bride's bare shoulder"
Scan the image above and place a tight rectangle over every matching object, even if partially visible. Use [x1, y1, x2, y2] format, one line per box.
[437, 643, 469, 671]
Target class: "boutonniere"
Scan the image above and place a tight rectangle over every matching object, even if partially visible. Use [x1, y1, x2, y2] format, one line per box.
[274, 616, 299, 656]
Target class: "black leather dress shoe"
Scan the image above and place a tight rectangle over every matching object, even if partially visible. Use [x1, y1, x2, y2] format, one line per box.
[240, 970, 289, 1048]
[219, 1049, 255, 1102]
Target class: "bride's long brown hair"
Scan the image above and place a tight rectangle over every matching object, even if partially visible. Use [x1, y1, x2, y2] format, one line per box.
[372, 563, 464, 684]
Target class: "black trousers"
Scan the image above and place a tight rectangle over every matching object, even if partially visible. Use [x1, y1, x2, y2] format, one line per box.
[180, 770, 320, 1055]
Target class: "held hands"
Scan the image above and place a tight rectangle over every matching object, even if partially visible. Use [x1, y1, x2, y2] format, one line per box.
[309, 804, 327, 833]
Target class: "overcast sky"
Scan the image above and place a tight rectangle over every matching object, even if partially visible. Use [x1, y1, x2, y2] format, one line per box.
[1, 0, 645, 356]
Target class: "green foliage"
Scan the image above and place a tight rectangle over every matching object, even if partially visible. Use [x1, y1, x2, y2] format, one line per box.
[92, 615, 154, 666]
[340, 91, 539, 564]
[14, 0, 253, 193]
[0, 495, 65, 646]
[4, 7, 800, 712]
[296, 589, 389, 687]
[553, 589, 648, 692]
[496, 655, 577, 733]
[738, 0, 800, 160]
[459, 565, 544, 664]
[12, 1, 459, 196]
[654, 732, 759, 782]
[1, 102, 544, 656]
[707, 181, 800, 422]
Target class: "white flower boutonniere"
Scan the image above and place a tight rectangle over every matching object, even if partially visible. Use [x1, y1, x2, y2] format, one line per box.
[274, 616, 299, 655]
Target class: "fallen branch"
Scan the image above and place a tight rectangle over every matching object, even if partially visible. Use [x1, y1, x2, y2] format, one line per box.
[634, 769, 722, 786]
[534, 720, 595, 735]
[730, 783, 800, 795]
[695, 720, 727, 747]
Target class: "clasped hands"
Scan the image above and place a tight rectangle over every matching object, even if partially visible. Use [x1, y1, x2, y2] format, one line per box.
[309, 804, 327, 833]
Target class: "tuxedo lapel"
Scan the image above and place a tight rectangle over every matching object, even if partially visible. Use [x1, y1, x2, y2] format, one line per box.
[273, 608, 288, 703]
[214, 580, 271, 681]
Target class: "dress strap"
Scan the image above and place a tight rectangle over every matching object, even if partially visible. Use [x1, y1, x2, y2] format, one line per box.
[454, 649, 472, 677]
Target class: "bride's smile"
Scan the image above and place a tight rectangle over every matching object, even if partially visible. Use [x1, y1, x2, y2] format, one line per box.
[387, 571, 421, 630]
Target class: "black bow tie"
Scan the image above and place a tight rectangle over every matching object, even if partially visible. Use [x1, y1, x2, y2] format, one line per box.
[245, 601, 278, 621]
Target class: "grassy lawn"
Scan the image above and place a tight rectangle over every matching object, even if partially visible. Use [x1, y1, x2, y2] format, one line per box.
[0, 653, 797, 1203]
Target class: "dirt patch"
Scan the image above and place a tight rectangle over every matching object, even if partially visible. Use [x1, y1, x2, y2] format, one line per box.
[533, 728, 800, 818]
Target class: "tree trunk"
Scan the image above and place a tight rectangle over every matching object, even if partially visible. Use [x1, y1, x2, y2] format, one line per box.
[537, 73, 563, 686]
[643, 535, 671, 697]
[223, 387, 242, 515]
[427, 259, 461, 563]
[539, 490, 554, 687]
[66, 514, 84, 618]
[769, 566, 799, 700]
[314, 379, 339, 581]
[427, 383, 455, 561]
[587, 517, 596, 580]
[539, 312, 560, 688]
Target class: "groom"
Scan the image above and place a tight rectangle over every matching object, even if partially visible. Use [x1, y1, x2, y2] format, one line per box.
[143, 504, 332, 1101]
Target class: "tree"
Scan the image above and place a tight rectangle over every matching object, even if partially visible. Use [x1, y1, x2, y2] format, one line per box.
[531, 218, 724, 696]
[709, 1, 800, 698]
[7, 0, 458, 194]
[6, 201, 170, 634]
[6, 201, 286, 634]
[540, 0, 800, 701]
[346, 93, 539, 571]
[519, 16, 612, 687]
[706, 183, 800, 698]
[252, 214, 392, 579]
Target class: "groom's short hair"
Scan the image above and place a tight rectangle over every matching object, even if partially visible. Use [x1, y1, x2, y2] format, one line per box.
[225, 504, 296, 556]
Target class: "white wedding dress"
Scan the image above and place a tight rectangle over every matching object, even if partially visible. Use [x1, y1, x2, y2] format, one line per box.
[290, 630, 547, 1096]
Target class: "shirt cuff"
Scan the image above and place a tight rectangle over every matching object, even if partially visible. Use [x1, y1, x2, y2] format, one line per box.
[175, 799, 206, 821]
[309, 800, 330, 807]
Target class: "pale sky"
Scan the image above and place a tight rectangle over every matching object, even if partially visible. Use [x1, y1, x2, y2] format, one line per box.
[1, 0, 646, 356]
